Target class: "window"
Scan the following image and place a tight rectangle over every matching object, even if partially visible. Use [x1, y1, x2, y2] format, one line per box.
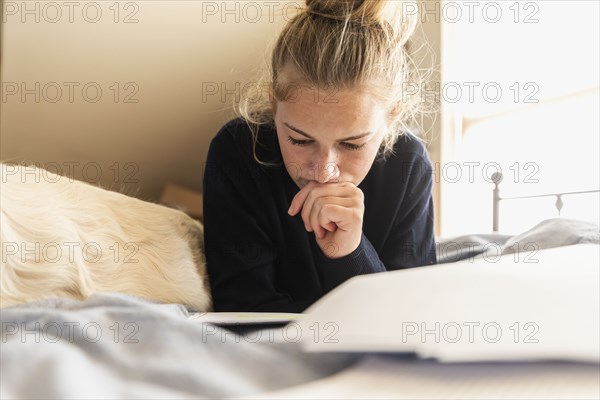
[439, 0, 599, 236]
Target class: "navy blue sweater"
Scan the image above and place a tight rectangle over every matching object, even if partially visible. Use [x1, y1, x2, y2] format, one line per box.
[203, 118, 437, 312]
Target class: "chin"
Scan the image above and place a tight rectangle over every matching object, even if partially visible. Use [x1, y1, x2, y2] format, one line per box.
[295, 178, 309, 188]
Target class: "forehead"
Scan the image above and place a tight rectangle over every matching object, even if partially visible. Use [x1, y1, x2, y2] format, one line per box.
[276, 87, 387, 137]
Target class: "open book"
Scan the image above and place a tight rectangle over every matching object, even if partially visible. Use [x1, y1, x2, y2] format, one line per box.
[190, 244, 599, 363]
[188, 312, 304, 326]
[296, 244, 599, 363]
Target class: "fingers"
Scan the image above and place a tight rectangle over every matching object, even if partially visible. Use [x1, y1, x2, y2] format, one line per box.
[305, 196, 355, 238]
[290, 182, 363, 238]
[315, 204, 361, 239]
[314, 205, 343, 239]
[288, 181, 316, 216]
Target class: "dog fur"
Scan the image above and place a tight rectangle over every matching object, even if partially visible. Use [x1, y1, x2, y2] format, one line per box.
[0, 163, 212, 311]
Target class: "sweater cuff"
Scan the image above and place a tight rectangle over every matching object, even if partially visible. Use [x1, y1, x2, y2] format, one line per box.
[314, 233, 386, 292]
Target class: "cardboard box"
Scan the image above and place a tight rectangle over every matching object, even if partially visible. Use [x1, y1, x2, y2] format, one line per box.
[160, 183, 203, 220]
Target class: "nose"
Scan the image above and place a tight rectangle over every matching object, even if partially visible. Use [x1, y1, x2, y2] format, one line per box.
[313, 150, 340, 183]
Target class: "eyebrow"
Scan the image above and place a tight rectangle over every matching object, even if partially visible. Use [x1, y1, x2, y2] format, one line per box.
[283, 122, 372, 142]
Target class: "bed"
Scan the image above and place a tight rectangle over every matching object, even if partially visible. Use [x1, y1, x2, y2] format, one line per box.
[1, 166, 598, 399]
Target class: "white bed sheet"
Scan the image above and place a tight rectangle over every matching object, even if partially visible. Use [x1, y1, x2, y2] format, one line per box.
[245, 356, 599, 399]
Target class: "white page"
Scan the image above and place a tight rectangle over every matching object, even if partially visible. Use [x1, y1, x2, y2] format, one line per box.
[187, 312, 304, 325]
[298, 244, 600, 363]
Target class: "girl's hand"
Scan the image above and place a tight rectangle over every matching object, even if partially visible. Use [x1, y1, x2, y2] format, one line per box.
[288, 181, 364, 259]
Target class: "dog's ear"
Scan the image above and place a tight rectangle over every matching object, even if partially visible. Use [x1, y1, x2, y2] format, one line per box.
[177, 213, 205, 252]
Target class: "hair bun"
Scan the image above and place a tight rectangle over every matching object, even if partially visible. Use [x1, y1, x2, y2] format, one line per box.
[305, 0, 367, 21]
[304, 0, 418, 46]
[306, 0, 364, 15]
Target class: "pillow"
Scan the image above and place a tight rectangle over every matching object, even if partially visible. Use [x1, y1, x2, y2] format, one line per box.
[502, 218, 600, 255]
[0, 163, 211, 311]
[436, 233, 513, 264]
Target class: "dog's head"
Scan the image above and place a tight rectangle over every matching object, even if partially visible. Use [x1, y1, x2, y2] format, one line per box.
[0, 162, 212, 311]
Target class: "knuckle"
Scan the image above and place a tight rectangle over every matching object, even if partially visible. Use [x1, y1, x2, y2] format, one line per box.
[314, 197, 325, 209]
[356, 188, 365, 201]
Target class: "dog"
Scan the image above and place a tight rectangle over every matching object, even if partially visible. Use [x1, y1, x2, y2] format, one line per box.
[0, 163, 212, 311]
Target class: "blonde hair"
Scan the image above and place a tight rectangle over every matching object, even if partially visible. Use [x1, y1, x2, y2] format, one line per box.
[235, 0, 431, 164]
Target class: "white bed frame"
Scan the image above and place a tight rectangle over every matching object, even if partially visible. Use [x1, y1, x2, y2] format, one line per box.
[491, 172, 600, 232]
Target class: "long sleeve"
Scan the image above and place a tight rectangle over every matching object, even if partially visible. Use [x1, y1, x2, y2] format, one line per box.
[203, 126, 311, 312]
[377, 147, 437, 269]
[310, 232, 386, 292]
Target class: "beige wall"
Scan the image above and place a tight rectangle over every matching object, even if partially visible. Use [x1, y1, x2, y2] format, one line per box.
[1, 0, 441, 236]
[413, 1, 442, 236]
[1, 1, 293, 199]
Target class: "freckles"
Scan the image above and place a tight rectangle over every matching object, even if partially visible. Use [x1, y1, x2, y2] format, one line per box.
[347, 153, 377, 176]
[282, 149, 309, 177]
[286, 163, 303, 181]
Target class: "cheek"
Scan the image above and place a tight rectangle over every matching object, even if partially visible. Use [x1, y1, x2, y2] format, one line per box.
[280, 143, 305, 164]
[288, 149, 317, 181]
[340, 147, 381, 179]
[341, 154, 372, 173]
[279, 142, 308, 178]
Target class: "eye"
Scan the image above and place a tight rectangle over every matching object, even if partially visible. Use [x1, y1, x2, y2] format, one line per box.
[287, 137, 313, 146]
[340, 142, 367, 151]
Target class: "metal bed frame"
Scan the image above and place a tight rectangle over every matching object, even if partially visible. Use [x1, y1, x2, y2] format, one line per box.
[491, 172, 600, 232]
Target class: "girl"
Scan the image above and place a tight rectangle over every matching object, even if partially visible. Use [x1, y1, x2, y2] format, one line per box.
[203, 0, 436, 312]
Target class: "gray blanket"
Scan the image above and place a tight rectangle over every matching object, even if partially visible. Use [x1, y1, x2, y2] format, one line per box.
[0, 293, 356, 399]
[2, 218, 597, 398]
[436, 218, 599, 263]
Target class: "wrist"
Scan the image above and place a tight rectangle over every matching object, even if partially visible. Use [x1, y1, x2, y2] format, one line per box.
[318, 235, 362, 260]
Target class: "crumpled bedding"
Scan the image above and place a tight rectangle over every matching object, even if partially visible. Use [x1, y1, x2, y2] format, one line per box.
[0, 293, 357, 399]
[436, 218, 599, 263]
[2, 218, 597, 399]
